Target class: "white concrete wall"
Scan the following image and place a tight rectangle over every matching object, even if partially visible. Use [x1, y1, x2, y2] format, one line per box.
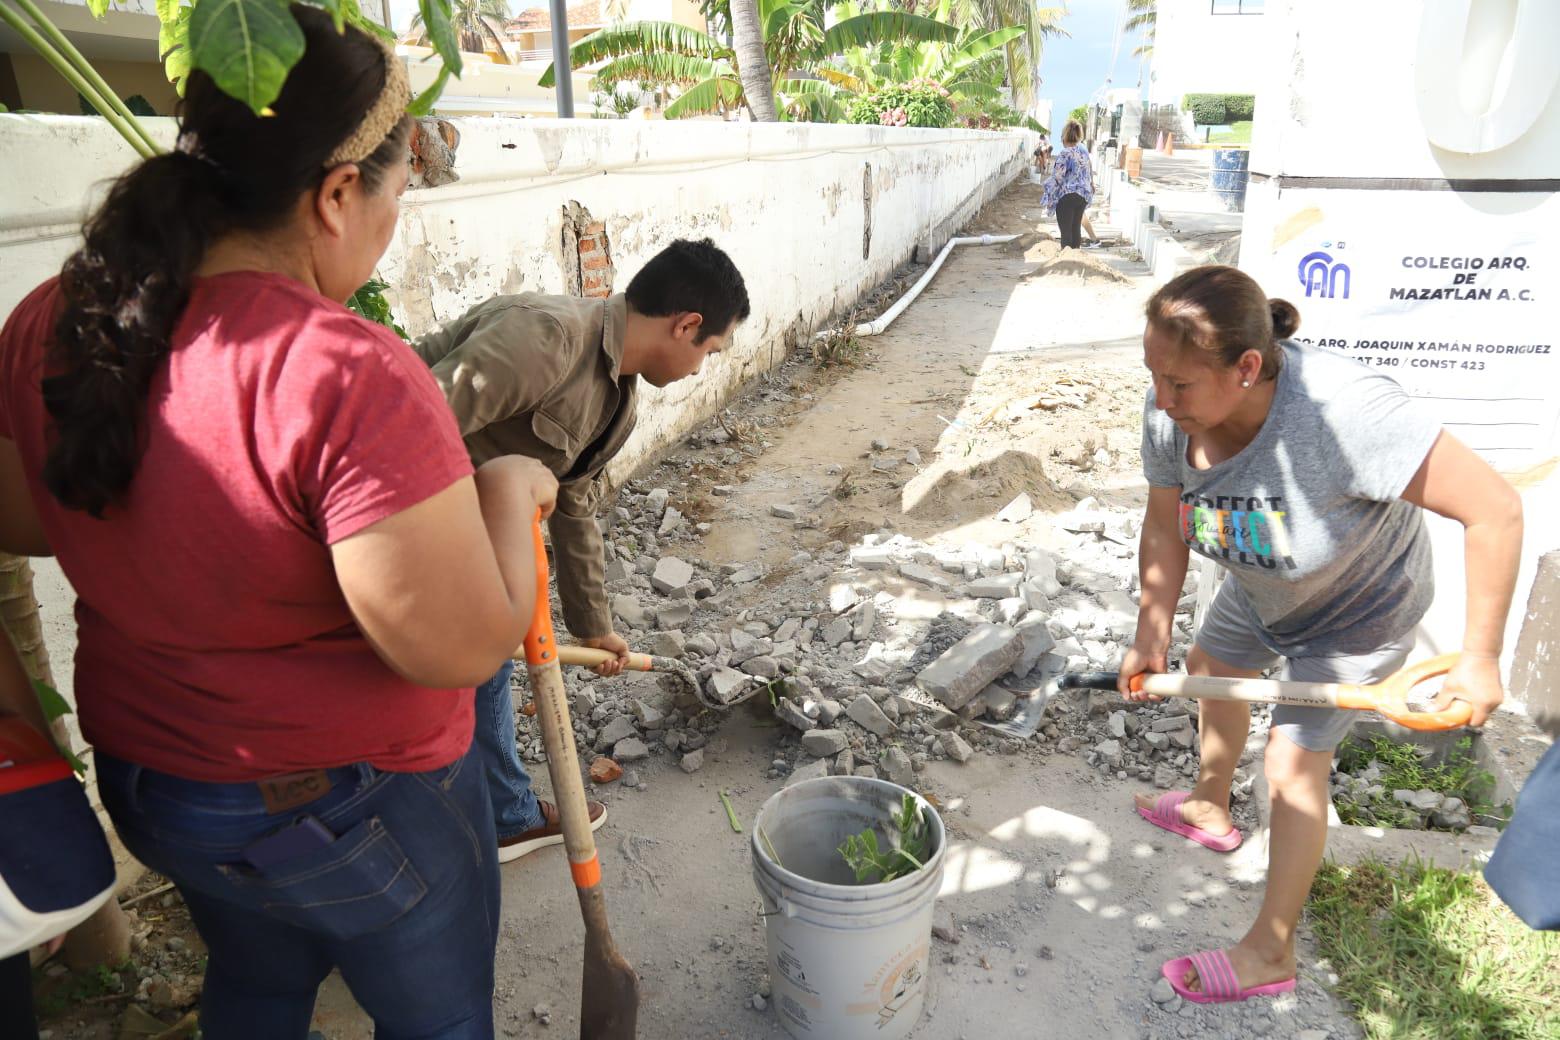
[1235, 0, 1560, 710]
[1145, 0, 1268, 108]
[1245, 0, 1560, 181]
[0, 114, 1032, 482]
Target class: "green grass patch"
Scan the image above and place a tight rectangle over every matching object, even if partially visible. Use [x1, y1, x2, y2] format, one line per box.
[1333, 735, 1506, 831]
[1307, 859, 1560, 1040]
[1209, 120, 1253, 144]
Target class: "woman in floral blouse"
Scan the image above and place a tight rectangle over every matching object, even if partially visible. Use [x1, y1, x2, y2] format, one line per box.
[1042, 119, 1093, 249]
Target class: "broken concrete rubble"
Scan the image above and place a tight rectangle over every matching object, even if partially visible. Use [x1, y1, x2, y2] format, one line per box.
[916, 624, 1023, 710]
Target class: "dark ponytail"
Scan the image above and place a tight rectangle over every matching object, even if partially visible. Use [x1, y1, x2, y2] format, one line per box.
[44, 4, 413, 517]
[1269, 298, 1300, 339]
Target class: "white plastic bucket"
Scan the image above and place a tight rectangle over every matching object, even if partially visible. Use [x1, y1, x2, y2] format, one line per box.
[751, 776, 947, 1040]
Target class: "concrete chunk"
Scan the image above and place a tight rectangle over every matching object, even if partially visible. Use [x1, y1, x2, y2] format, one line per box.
[880, 747, 915, 787]
[801, 729, 849, 757]
[997, 493, 1033, 523]
[850, 544, 896, 569]
[775, 697, 816, 732]
[786, 759, 831, 787]
[1013, 617, 1055, 681]
[614, 737, 650, 762]
[846, 694, 897, 737]
[652, 630, 687, 658]
[651, 556, 695, 594]
[631, 700, 666, 730]
[595, 716, 639, 751]
[916, 623, 1023, 710]
[900, 562, 955, 589]
[940, 731, 975, 763]
[960, 573, 1024, 599]
[708, 667, 752, 703]
[980, 684, 1018, 721]
[742, 655, 781, 678]
[656, 602, 694, 629]
[1024, 550, 1063, 598]
[850, 600, 877, 641]
[829, 585, 862, 613]
[996, 597, 1027, 626]
[611, 595, 649, 629]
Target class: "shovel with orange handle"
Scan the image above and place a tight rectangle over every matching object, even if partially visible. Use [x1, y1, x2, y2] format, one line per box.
[1059, 654, 1474, 732]
[523, 513, 639, 1039]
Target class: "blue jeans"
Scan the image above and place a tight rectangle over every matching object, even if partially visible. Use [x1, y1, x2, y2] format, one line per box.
[474, 660, 544, 839]
[97, 752, 499, 1040]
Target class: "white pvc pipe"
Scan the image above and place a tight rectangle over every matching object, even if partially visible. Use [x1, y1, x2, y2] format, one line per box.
[815, 233, 1020, 341]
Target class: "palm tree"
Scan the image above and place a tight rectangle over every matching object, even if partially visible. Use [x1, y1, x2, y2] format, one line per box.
[541, 0, 958, 120]
[943, 0, 1067, 112]
[729, 0, 778, 120]
[408, 0, 514, 62]
[1125, 0, 1154, 58]
[0, 553, 130, 968]
[826, 0, 1022, 107]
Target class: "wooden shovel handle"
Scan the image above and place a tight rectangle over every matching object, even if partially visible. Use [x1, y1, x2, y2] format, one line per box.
[555, 646, 657, 672]
[1126, 653, 1473, 732]
[522, 514, 603, 889]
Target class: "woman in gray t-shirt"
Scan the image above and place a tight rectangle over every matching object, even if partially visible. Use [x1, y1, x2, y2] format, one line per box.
[1122, 265, 1522, 1004]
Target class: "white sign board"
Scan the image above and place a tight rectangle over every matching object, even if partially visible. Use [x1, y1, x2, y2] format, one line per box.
[1240, 187, 1560, 467]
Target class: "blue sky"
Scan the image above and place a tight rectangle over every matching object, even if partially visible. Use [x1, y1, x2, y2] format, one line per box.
[1038, 0, 1148, 126]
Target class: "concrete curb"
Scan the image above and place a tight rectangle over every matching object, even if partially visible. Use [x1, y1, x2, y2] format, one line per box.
[1102, 170, 1200, 285]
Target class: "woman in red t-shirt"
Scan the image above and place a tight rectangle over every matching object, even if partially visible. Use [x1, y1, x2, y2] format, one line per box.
[0, 8, 551, 1036]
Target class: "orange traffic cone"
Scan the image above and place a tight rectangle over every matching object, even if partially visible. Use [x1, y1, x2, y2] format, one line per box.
[1164, 134, 1174, 156]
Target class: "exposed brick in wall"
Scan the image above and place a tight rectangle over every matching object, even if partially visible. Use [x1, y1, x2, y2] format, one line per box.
[561, 202, 615, 298]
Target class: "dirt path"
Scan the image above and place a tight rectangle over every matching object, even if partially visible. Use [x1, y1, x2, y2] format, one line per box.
[699, 180, 1153, 568]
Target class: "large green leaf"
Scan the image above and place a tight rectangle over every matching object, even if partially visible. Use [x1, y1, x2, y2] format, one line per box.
[946, 78, 999, 102]
[776, 78, 845, 122]
[539, 20, 720, 87]
[816, 13, 958, 59]
[593, 52, 720, 85]
[782, 91, 845, 123]
[417, 0, 464, 76]
[948, 25, 1025, 69]
[663, 74, 739, 119]
[189, 0, 306, 114]
[760, 0, 806, 39]
[157, 1, 195, 94]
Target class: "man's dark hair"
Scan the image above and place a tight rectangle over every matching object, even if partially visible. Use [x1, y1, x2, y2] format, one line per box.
[626, 239, 751, 343]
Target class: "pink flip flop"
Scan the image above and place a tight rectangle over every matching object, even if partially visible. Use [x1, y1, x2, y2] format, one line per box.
[1162, 949, 1296, 1004]
[1137, 791, 1242, 852]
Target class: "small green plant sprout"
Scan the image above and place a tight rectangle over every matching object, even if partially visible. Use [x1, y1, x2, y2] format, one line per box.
[838, 793, 931, 884]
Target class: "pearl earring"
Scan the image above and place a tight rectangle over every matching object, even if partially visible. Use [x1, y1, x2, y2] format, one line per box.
[1241, 381, 1251, 388]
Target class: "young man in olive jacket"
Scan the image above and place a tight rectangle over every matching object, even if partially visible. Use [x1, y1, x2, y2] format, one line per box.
[414, 238, 751, 861]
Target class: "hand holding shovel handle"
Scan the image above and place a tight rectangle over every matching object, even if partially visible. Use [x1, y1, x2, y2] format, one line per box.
[1060, 654, 1473, 732]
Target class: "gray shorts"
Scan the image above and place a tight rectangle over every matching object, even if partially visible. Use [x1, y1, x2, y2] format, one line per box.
[1194, 584, 1414, 752]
